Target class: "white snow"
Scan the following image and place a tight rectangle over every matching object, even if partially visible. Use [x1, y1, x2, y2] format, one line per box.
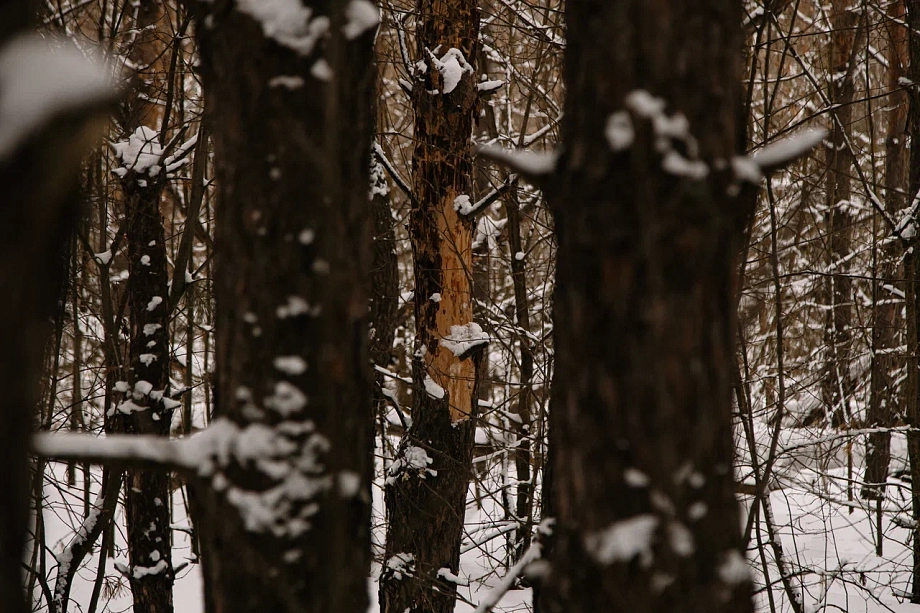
[384, 553, 415, 580]
[667, 521, 694, 557]
[310, 59, 332, 82]
[143, 323, 161, 337]
[453, 194, 473, 215]
[476, 146, 558, 177]
[276, 295, 313, 318]
[94, 250, 112, 266]
[298, 228, 316, 245]
[430, 293, 441, 303]
[440, 322, 489, 357]
[112, 126, 164, 177]
[717, 549, 750, 585]
[624, 90, 666, 118]
[273, 355, 308, 375]
[268, 75, 305, 89]
[623, 468, 650, 487]
[133, 380, 153, 398]
[132, 560, 168, 579]
[584, 515, 658, 566]
[752, 128, 827, 169]
[605, 111, 634, 152]
[342, 0, 380, 40]
[686, 501, 707, 521]
[424, 375, 445, 400]
[147, 296, 163, 311]
[0, 34, 114, 159]
[337, 471, 361, 497]
[437, 567, 470, 586]
[662, 150, 708, 180]
[430, 47, 474, 95]
[386, 446, 436, 485]
[732, 155, 763, 184]
[264, 381, 308, 416]
[236, 0, 330, 56]
[477, 79, 504, 93]
[140, 255, 151, 266]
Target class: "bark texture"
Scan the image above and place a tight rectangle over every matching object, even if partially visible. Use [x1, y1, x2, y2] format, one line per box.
[904, 0, 920, 601]
[864, 0, 906, 502]
[819, 0, 859, 428]
[536, 2, 754, 612]
[190, 2, 376, 613]
[381, 2, 482, 612]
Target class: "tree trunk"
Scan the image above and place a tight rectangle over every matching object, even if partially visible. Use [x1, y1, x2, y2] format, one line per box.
[117, 166, 175, 613]
[115, 4, 177, 609]
[536, 1, 754, 612]
[903, 0, 920, 601]
[0, 20, 112, 613]
[380, 1, 482, 612]
[189, 2, 377, 612]
[864, 0, 906, 505]
[820, 0, 859, 429]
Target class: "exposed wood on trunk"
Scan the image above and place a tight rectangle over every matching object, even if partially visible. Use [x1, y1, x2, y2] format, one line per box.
[381, 1, 482, 612]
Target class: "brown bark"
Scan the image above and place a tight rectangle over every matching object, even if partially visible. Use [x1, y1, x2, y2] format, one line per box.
[189, 2, 377, 612]
[903, 0, 920, 601]
[536, 1, 753, 612]
[0, 19, 112, 613]
[117, 167, 175, 613]
[116, 4, 177, 610]
[864, 0, 906, 503]
[819, 0, 858, 428]
[380, 2, 482, 613]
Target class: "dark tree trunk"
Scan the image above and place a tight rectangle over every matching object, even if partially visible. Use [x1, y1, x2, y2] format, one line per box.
[820, 0, 858, 429]
[117, 169, 175, 613]
[189, 2, 377, 613]
[864, 0, 906, 506]
[0, 15, 112, 612]
[903, 0, 920, 601]
[114, 4, 177, 609]
[380, 2, 482, 612]
[536, 2, 754, 612]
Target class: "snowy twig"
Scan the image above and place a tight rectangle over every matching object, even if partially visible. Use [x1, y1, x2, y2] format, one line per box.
[472, 541, 541, 613]
[373, 142, 416, 205]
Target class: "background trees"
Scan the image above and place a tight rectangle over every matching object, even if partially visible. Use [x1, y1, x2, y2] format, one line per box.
[21, 0, 920, 612]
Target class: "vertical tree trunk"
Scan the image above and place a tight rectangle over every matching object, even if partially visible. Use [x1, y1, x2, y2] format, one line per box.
[381, 2, 482, 612]
[536, 1, 753, 612]
[189, 2, 377, 612]
[115, 4, 176, 609]
[821, 0, 858, 428]
[864, 0, 906, 506]
[0, 19, 112, 613]
[903, 0, 920, 601]
[117, 165, 175, 613]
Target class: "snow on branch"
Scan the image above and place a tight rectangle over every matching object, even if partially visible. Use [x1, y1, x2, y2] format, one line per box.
[750, 128, 827, 173]
[32, 431, 196, 473]
[0, 34, 115, 159]
[475, 145, 557, 185]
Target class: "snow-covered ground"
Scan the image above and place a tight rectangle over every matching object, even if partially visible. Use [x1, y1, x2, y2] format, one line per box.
[32, 422, 920, 612]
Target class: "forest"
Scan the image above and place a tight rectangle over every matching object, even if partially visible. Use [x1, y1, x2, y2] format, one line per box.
[5, 0, 920, 612]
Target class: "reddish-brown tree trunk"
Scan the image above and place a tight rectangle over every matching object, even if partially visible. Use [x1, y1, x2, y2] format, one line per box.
[381, 2, 483, 612]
